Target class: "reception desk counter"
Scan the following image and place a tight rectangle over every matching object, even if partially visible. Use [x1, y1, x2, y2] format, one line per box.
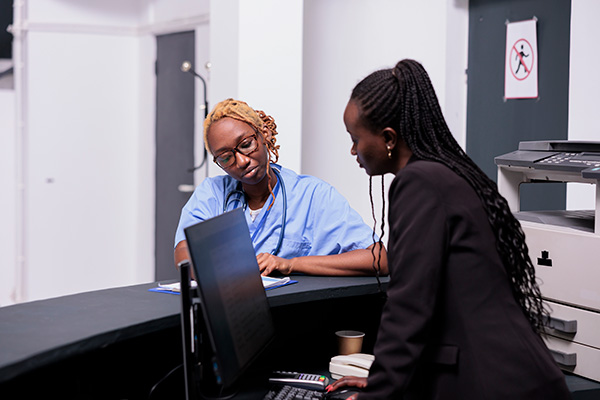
[0, 276, 388, 398]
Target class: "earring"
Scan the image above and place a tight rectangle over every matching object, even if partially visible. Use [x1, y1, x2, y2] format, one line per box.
[387, 145, 392, 159]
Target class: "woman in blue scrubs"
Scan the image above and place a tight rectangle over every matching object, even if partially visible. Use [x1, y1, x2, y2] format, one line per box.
[174, 98, 387, 277]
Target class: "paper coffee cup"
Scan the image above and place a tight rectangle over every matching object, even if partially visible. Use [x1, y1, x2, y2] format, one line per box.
[335, 330, 365, 355]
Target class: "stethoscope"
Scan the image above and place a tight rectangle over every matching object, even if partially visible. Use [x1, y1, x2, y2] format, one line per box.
[223, 166, 287, 256]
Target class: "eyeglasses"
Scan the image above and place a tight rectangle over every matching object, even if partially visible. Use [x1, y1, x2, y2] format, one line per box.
[213, 133, 259, 169]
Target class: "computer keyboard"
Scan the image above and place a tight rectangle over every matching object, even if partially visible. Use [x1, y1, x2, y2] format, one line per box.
[263, 384, 325, 400]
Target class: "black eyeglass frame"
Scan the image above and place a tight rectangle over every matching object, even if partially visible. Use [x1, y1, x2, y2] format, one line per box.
[213, 132, 260, 169]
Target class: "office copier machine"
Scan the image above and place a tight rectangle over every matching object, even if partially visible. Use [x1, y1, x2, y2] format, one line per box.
[495, 140, 600, 382]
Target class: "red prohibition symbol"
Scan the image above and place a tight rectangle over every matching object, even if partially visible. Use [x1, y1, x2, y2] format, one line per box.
[510, 38, 534, 81]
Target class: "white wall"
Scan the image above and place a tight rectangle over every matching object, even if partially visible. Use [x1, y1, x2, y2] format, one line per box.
[208, 0, 304, 176]
[0, 90, 17, 305]
[27, 0, 145, 26]
[1, 0, 210, 305]
[566, 0, 600, 210]
[149, 0, 209, 24]
[25, 31, 144, 300]
[17, 1, 156, 302]
[301, 0, 470, 236]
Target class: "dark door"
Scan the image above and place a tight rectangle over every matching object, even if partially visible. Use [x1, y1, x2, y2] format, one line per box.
[155, 31, 195, 281]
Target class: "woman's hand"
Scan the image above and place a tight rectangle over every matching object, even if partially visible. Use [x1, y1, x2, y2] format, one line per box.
[326, 376, 368, 393]
[256, 253, 293, 275]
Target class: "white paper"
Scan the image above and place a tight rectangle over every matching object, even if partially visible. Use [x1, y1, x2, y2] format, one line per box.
[260, 276, 291, 289]
[156, 276, 290, 292]
[505, 19, 538, 99]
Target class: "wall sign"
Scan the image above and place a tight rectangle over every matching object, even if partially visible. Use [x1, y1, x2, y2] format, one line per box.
[505, 18, 538, 99]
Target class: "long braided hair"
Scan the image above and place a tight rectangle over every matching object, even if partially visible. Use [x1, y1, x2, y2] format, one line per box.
[351, 59, 547, 332]
[369, 175, 386, 293]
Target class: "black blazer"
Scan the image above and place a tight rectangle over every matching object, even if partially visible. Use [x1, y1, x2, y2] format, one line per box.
[360, 158, 571, 399]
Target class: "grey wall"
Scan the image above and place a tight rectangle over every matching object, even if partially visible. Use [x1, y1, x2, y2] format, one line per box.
[466, 0, 571, 211]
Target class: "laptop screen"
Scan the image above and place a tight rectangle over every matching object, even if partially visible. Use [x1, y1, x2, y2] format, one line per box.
[183, 208, 275, 391]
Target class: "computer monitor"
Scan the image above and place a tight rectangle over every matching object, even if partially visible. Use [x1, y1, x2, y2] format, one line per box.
[182, 208, 275, 398]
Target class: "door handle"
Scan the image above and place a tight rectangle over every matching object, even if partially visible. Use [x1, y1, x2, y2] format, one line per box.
[178, 184, 195, 193]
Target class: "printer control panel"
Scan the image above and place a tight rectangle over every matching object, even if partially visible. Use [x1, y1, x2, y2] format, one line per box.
[538, 152, 600, 168]
[495, 141, 600, 175]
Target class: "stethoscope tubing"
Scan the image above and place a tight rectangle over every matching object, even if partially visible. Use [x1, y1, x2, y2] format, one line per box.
[223, 166, 287, 256]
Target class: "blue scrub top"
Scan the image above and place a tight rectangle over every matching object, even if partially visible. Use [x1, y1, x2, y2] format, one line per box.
[174, 164, 376, 258]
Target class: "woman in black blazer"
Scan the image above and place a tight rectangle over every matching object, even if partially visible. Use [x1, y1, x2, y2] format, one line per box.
[329, 59, 571, 399]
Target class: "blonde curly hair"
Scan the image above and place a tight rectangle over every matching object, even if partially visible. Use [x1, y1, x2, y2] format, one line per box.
[203, 98, 280, 163]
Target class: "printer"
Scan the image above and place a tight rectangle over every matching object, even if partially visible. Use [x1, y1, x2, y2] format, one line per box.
[495, 140, 600, 382]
